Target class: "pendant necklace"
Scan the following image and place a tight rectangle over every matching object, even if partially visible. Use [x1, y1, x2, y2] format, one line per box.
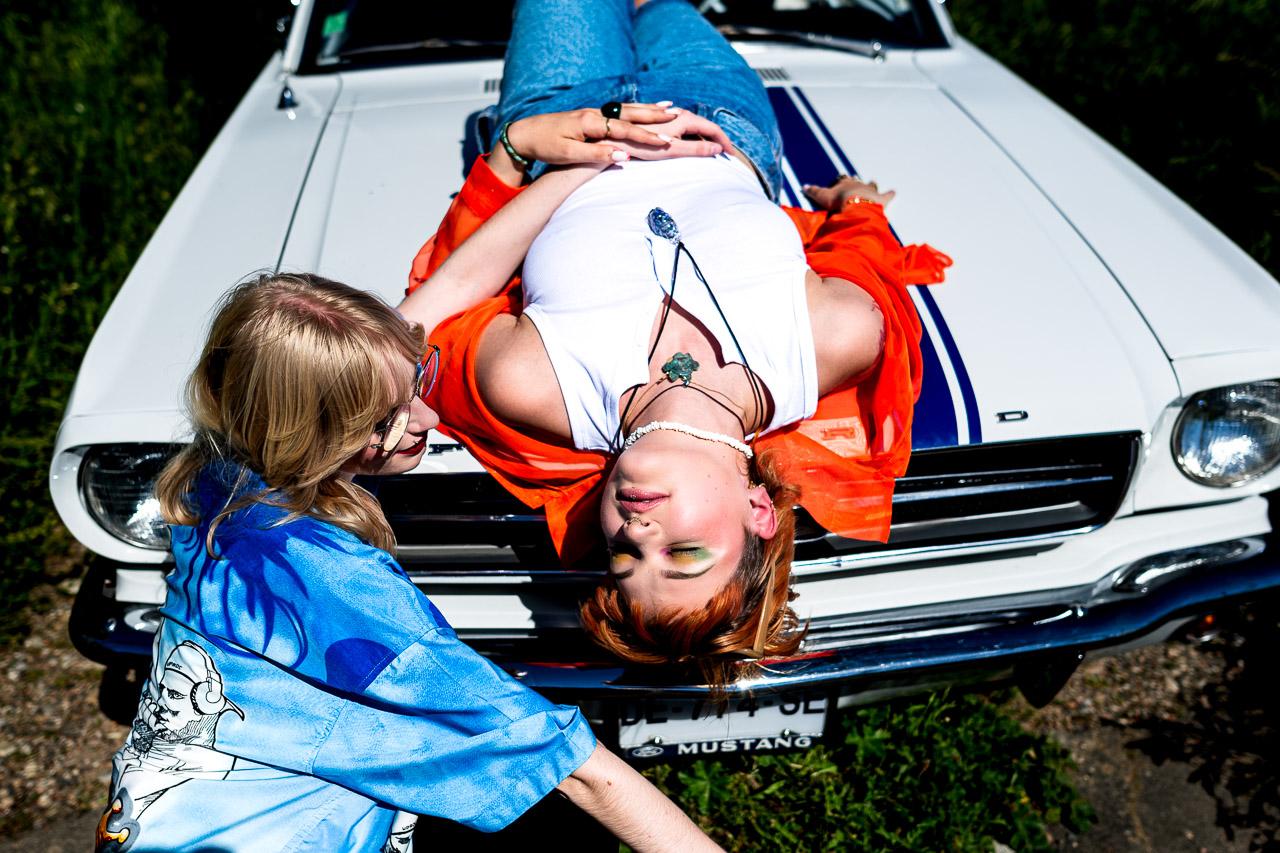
[660, 352, 699, 386]
[612, 208, 766, 453]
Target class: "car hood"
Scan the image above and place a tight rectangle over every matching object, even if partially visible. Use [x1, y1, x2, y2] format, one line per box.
[62, 50, 1177, 451]
[280, 52, 1176, 451]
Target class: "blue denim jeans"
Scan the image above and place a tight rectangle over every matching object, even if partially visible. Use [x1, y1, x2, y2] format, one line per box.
[490, 0, 783, 200]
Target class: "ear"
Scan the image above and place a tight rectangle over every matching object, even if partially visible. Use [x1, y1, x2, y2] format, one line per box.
[747, 484, 779, 540]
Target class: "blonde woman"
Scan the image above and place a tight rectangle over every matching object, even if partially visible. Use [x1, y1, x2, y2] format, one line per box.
[96, 273, 721, 852]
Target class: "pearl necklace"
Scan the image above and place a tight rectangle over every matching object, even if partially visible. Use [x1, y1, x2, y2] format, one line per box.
[622, 420, 754, 459]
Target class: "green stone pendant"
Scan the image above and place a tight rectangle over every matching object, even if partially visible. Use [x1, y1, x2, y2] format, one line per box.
[661, 352, 699, 386]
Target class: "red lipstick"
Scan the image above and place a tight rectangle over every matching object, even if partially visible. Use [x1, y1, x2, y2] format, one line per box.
[397, 435, 428, 456]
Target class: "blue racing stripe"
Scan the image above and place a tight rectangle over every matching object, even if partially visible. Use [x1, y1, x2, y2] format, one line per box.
[779, 176, 802, 208]
[790, 88, 859, 178]
[769, 86, 960, 448]
[915, 286, 983, 443]
[767, 88, 840, 189]
[912, 310, 961, 449]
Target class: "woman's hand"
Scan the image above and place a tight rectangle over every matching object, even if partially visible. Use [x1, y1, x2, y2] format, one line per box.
[802, 175, 896, 211]
[599, 104, 734, 160]
[498, 103, 730, 170]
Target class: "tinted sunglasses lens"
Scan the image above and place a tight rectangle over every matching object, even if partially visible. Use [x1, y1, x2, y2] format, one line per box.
[421, 347, 440, 399]
[382, 407, 410, 453]
[411, 360, 427, 399]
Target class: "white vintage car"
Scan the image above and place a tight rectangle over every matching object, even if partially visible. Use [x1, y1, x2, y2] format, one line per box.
[51, 1, 1280, 760]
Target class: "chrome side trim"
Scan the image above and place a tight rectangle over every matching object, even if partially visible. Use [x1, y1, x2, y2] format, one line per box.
[870, 501, 1089, 534]
[388, 513, 544, 524]
[797, 526, 1090, 573]
[891, 475, 1113, 503]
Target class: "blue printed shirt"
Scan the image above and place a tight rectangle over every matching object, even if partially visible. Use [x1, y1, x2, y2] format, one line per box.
[97, 465, 596, 852]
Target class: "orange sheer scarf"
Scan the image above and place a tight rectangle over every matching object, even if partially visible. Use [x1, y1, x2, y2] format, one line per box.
[409, 157, 950, 564]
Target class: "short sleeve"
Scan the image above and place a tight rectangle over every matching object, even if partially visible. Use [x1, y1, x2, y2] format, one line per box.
[312, 625, 597, 832]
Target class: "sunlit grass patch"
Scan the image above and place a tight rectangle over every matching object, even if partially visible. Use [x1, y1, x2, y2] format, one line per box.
[640, 691, 1094, 852]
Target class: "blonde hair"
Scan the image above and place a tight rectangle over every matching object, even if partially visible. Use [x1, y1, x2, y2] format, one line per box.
[579, 450, 803, 691]
[155, 272, 424, 553]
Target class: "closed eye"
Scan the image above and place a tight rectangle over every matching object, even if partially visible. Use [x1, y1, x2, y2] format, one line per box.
[606, 544, 715, 580]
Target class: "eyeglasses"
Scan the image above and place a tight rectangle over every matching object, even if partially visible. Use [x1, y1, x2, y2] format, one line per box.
[370, 345, 440, 454]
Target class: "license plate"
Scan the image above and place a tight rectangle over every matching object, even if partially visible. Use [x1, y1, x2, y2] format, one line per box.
[618, 693, 827, 761]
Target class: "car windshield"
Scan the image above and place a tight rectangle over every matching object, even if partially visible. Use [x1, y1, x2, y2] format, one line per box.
[298, 0, 946, 73]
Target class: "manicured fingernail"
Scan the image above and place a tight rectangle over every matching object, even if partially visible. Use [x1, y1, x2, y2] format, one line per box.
[656, 100, 674, 107]
[664, 106, 682, 115]
[657, 133, 673, 143]
[611, 150, 630, 161]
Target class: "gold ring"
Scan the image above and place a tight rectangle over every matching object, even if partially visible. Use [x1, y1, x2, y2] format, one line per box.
[603, 116, 612, 138]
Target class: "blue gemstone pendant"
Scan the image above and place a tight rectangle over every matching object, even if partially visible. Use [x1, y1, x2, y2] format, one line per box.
[647, 207, 680, 243]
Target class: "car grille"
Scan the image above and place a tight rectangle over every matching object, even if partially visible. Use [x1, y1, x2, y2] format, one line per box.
[371, 432, 1139, 570]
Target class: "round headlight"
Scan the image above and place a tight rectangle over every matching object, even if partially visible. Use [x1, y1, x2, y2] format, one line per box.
[1173, 381, 1280, 487]
[80, 444, 181, 549]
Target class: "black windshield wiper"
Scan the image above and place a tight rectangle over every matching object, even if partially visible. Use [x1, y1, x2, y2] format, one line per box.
[716, 25, 887, 61]
[334, 39, 508, 61]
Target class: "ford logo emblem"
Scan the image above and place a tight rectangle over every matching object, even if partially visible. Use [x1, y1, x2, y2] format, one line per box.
[630, 744, 665, 759]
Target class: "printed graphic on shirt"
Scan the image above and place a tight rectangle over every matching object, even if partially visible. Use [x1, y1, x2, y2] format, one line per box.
[96, 641, 244, 853]
[382, 810, 417, 853]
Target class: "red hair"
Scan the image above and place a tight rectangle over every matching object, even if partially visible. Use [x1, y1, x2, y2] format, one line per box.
[579, 451, 804, 690]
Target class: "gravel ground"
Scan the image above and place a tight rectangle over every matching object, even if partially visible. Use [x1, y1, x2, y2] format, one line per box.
[2, 583, 1277, 851]
[1019, 643, 1252, 852]
[0, 579, 127, 845]
[1019, 606, 1280, 852]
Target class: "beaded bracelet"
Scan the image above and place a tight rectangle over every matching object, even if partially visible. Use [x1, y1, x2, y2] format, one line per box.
[499, 122, 531, 171]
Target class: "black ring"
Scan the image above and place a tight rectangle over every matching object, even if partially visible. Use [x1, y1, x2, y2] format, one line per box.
[600, 101, 623, 120]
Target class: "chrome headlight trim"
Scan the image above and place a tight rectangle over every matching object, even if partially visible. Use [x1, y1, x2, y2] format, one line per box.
[79, 443, 181, 550]
[1172, 380, 1280, 487]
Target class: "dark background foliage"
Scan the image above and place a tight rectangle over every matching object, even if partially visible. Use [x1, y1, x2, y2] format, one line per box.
[0, 0, 285, 638]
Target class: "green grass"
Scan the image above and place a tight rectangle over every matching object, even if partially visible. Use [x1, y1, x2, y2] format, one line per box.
[0, 0, 201, 641]
[640, 691, 1094, 852]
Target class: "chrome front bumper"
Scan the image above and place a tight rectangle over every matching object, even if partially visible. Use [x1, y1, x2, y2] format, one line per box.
[71, 531, 1280, 705]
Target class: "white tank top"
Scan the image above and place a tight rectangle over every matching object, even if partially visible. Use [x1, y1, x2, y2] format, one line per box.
[521, 154, 818, 452]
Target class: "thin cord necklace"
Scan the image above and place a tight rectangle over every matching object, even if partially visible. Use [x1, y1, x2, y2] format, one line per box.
[613, 208, 767, 453]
